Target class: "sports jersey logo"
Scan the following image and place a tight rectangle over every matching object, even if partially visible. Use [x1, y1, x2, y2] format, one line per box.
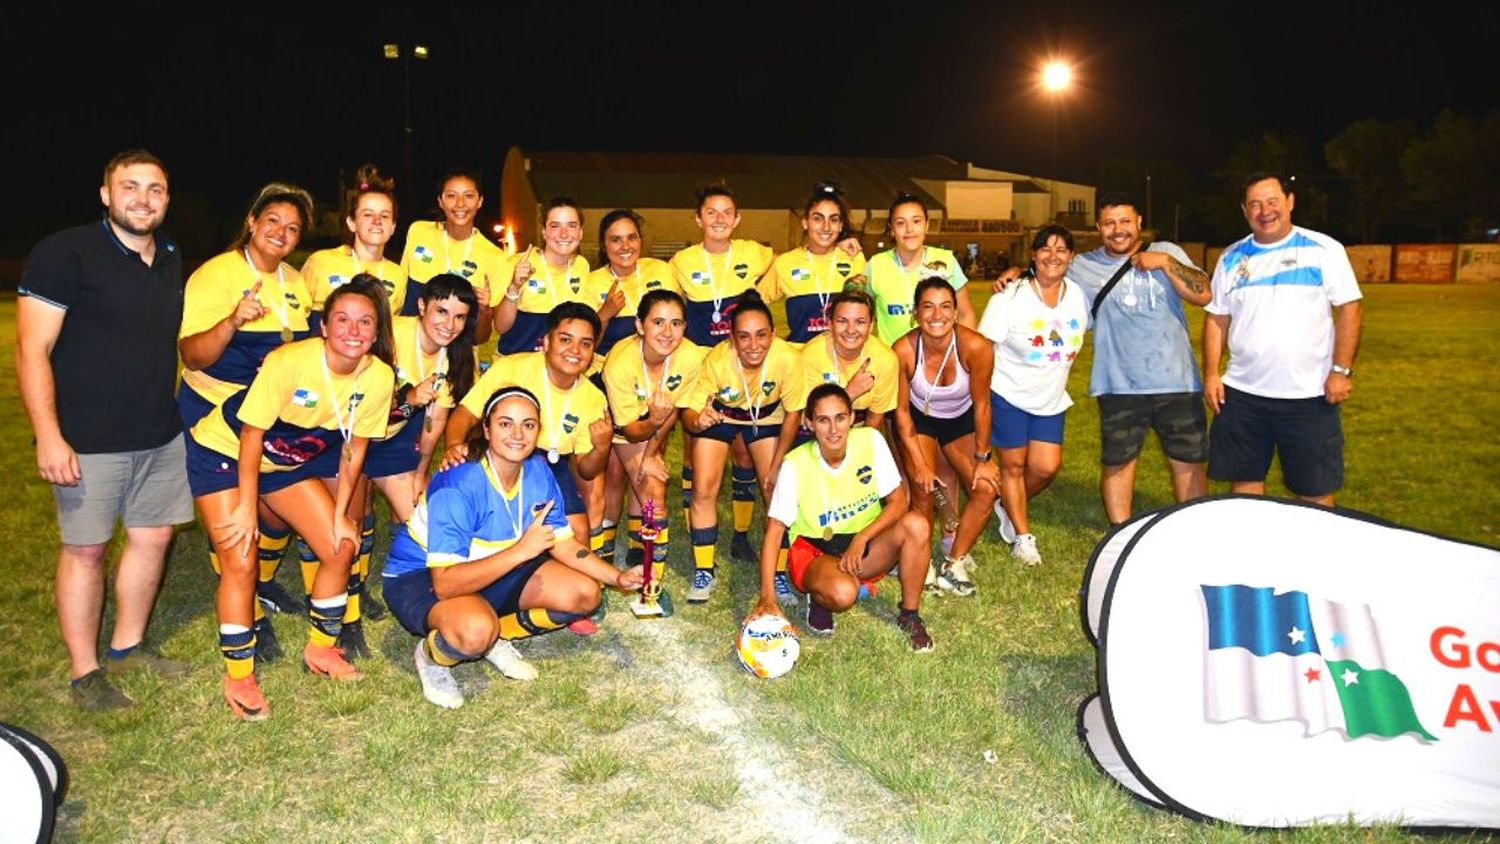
[666, 374, 683, 391]
[645, 279, 662, 290]
[527, 277, 546, 293]
[733, 263, 750, 280]
[291, 388, 319, 408]
[761, 381, 775, 396]
[285, 292, 301, 310]
[568, 276, 581, 294]
[718, 386, 743, 403]
[887, 304, 908, 316]
[415, 245, 433, 263]
[791, 268, 809, 282]
[856, 465, 873, 485]
[822, 371, 838, 383]
[329, 274, 346, 288]
[561, 412, 579, 434]
[924, 259, 950, 278]
[395, 367, 410, 383]
[690, 271, 710, 286]
[635, 385, 648, 401]
[836, 262, 852, 276]
[530, 502, 548, 518]
[382, 279, 397, 296]
[462, 259, 478, 273]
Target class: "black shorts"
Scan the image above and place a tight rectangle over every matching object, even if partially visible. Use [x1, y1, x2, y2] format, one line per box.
[1097, 392, 1209, 466]
[383, 554, 550, 636]
[1207, 386, 1344, 497]
[909, 404, 975, 447]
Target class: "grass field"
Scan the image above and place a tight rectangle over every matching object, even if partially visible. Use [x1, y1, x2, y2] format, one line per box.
[1, 285, 1496, 842]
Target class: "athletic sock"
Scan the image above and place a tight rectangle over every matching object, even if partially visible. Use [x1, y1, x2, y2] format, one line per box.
[297, 537, 318, 601]
[731, 466, 756, 533]
[343, 565, 364, 625]
[257, 523, 291, 584]
[777, 532, 790, 574]
[219, 623, 255, 680]
[691, 526, 718, 571]
[106, 642, 138, 661]
[496, 607, 588, 641]
[424, 630, 469, 667]
[626, 516, 643, 551]
[307, 595, 347, 648]
[589, 525, 605, 554]
[598, 519, 618, 558]
[680, 466, 694, 517]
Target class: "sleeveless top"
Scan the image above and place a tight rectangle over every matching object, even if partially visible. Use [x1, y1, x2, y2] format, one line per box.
[909, 333, 971, 419]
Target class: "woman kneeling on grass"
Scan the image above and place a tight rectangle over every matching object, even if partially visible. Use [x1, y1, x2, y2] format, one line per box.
[187, 277, 395, 720]
[382, 386, 644, 709]
[750, 384, 934, 651]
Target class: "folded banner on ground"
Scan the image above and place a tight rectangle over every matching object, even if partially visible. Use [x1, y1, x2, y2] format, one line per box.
[1077, 496, 1500, 829]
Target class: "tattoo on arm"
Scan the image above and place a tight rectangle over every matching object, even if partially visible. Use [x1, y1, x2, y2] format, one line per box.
[1168, 258, 1208, 294]
[575, 548, 589, 559]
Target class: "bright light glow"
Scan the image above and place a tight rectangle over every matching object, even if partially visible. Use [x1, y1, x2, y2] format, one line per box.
[413, 45, 430, 60]
[1041, 61, 1072, 92]
[382, 44, 399, 60]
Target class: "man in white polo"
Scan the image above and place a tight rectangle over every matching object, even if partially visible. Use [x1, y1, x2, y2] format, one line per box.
[1203, 171, 1363, 506]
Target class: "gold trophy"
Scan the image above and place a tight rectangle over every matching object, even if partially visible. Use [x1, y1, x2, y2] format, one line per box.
[628, 500, 672, 618]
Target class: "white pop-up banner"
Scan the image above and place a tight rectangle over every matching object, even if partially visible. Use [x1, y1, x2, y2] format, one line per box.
[1078, 496, 1500, 829]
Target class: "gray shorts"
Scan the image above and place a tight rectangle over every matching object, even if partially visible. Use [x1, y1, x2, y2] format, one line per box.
[51, 434, 194, 546]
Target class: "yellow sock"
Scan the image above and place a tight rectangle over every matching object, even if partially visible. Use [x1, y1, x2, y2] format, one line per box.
[496, 607, 583, 641]
[589, 525, 605, 554]
[777, 546, 789, 574]
[626, 516, 643, 551]
[257, 529, 291, 583]
[298, 536, 318, 598]
[307, 596, 345, 648]
[219, 624, 255, 680]
[732, 500, 754, 534]
[208, 551, 221, 575]
[424, 630, 463, 667]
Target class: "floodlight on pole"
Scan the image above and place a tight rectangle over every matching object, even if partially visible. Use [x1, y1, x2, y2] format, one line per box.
[1041, 61, 1072, 93]
[382, 42, 430, 212]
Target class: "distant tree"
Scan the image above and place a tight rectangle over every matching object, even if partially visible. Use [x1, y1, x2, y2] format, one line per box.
[1094, 157, 1194, 238]
[1400, 109, 1490, 240]
[1324, 119, 1416, 244]
[1207, 132, 1332, 243]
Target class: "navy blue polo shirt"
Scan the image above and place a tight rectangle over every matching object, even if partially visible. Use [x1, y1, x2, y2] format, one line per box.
[20, 219, 185, 453]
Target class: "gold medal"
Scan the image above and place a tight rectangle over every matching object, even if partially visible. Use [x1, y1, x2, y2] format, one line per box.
[342, 441, 352, 463]
[822, 526, 834, 541]
[281, 327, 293, 343]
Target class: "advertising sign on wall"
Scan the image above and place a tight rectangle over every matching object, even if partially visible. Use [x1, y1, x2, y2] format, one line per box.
[1455, 245, 1500, 284]
[1345, 245, 1392, 283]
[1394, 244, 1456, 283]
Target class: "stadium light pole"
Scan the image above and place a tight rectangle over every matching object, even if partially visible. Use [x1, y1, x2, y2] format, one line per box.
[1039, 60, 1072, 223]
[383, 42, 430, 208]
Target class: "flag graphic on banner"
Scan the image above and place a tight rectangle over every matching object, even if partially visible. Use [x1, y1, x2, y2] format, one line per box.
[1199, 585, 1435, 741]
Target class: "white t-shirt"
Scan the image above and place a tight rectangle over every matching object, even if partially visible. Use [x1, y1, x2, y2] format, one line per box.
[1207, 226, 1362, 399]
[978, 278, 1089, 415]
[767, 428, 903, 530]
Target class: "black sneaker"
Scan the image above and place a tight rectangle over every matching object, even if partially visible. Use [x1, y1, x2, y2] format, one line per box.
[71, 668, 133, 711]
[896, 612, 934, 653]
[805, 599, 835, 636]
[256, 580, 304, 615]
[361, 590, 388, 622]
[255, 617, 284, 664]
[730, 532, 755, 563]
[337, 619, 371, 660]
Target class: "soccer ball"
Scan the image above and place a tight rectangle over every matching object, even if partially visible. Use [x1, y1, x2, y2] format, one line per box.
[737, 614, 801, 679]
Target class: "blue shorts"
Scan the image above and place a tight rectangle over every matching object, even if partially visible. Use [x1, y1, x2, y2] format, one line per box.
[1208, 386, 1343, 497]
[364, 414, 424, 479]
[989, 391, 1066, 450]
[184, 428, 337, 497]
[383, 554, 550, 636]
[548, 454, 587, 516]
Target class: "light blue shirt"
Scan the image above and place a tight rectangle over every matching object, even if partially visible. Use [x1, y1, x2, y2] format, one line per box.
[1069, 243, 1201, 396]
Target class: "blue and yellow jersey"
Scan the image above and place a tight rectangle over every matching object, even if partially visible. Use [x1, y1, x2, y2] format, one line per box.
[786, 333, 898, 416]
[676, 337, 803, 428]
[494, 249, 591, 356]
[299, 246, 406, 321]
[763, 248, 868, 343]
[765, 427, 902, 543]
[668, 240, 775, 348]
[582, 257, 679, 355]
[601, 335, 706, 441]
[190, 338, 393, 471]
[383, 453, 572, 579]
[179, 250, 314, 406]
[386, 315, 458, 439]
[460, 351, 608, 458]
[865, 246, 968, 347]
[399, 220, 504, 292]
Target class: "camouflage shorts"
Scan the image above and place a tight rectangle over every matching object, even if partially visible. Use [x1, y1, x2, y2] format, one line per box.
[1097, 392, 1208, 466]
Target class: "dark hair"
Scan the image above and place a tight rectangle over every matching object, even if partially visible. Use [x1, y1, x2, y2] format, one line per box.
[913, 276, 955, 308]
[438, 168, 483, 195]
[825, 287, 875, 322]
[730, 289, 774, 332]
[231, 182, 314, 252]
[324, 274, 395, 369]
[103, 149, 168, 187]
[805, 383, 853, 416]
[543, 196, 583, 229]
[418, 274, 479, 403]
[597, 208, 643, 267]
[637, 289, 686, 323]
[1243, 171, 1293, 198]
[546, 301, 601, 341]
[1095, 191, 1139, 215]
[886, 192, 928, 229]
[464, 386, 541, 464]
[804, 181, 856, 244]
[1030, 224, 1075, 252]
[695, 183, 736, 212]
[344, 164, 397, 246]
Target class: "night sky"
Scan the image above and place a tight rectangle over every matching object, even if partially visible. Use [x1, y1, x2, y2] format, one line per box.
[5, 3, 1493, 253]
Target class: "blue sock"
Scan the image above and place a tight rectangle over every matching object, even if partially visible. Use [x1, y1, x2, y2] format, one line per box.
[106, 642, 139, 661]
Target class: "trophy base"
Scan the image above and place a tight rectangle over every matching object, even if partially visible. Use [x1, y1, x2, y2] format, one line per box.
[629, 589, 674, 619]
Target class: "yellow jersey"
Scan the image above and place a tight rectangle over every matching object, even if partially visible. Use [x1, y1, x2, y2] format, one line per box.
[299, 246, 406, 318]
[582, 257, 679, 355]
[601, 335, 706, 442]
[386, 315, 460, 439]
[460, 351, 608, 458]
[865, 246, 969, 347]
[179, 249, 314, 406]
[677, 337, 803, 429]
[495, 250, 591, 356]
[763, 248, 867, 343]
[787, 332, 898, 416]
[765, 427, 903, 542]
[668, 240, 775, 347]
[190, 338, 393, 472]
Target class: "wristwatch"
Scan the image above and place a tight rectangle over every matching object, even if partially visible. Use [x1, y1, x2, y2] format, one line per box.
[1330, 365, 1354, 378]
[975, 450, 992, 463]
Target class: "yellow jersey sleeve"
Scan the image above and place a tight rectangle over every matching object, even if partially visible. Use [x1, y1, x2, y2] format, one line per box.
[352, 360, 395, 439]
[181, 251, 313, 338]
[676, 342, 724, 411]
[458, 353, 516, 419]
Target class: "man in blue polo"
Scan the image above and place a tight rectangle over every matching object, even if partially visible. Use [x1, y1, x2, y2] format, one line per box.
[18, 150, 193, 710]
[1203, 172, 1363, 507]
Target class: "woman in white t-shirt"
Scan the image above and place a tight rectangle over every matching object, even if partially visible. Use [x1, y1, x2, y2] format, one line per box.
[978, 225, 1089, 567]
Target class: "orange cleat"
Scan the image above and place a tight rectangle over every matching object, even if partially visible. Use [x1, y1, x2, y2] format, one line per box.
[224, 674, 270, 721]
[303, 643, 364, 681]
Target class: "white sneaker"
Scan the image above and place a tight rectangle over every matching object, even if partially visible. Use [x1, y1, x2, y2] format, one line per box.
[686, 568, 717, 603]
[924, 560, 942, 596]
[485, 639, 539, 681]
[937, 554, 976, 597]
[993, 500, 1018, 544]
[414, 641, 464, 709]
[1013, 533, 1042, 567]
